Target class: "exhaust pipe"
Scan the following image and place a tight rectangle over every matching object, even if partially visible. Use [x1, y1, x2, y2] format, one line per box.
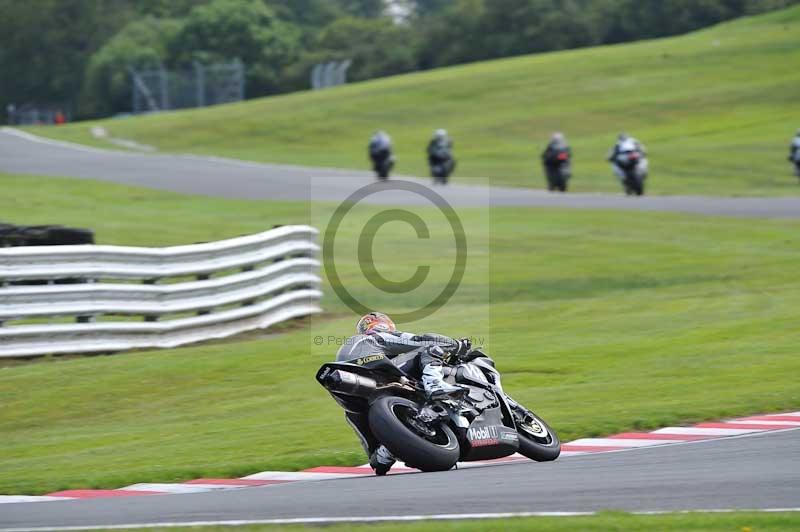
[326, 370, 378, 396]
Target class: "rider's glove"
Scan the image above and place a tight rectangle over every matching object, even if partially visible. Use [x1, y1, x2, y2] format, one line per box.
[425, 345, 447, 361]
[454, 337, 472, 357]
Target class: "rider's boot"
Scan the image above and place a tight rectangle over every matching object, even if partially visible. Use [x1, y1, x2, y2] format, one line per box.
[422, 363, 466, 398]
[369, 445, 396, 476]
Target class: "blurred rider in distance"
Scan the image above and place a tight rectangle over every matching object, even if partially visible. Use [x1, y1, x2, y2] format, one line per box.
[368, 130, 395, 179]
[427, 129, 456, 184]
[608, 132, 647, 180]
[541, 132, 572, 192]
[789, 128, 800, 178]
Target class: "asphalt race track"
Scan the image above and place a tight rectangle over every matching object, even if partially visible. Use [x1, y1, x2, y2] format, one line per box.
[1, 129, 799, 528]
[0, 430, 797, 529]
[2, 128, 800, 218]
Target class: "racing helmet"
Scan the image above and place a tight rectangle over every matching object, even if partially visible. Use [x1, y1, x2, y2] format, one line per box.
[618, 132, 629, 141]
[434, 129, 448, 139]
[356, 312, 396, 335]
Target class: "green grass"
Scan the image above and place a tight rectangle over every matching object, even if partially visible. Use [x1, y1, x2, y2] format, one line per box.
[0, 172, 798, 495]
[82, 512, 800, 532]
[31, 7, 800, 196]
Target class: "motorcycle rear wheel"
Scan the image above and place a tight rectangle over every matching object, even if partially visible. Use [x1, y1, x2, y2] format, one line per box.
[368, 396, 460, 472]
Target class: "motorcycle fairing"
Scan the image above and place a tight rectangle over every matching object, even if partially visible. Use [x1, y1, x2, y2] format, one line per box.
[460, 405, 519, 461]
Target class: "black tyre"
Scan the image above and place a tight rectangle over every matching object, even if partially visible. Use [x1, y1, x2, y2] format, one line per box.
[368, 396, 460, 472]
[515, 410, 561, 462]
[44, 227, 95, 245]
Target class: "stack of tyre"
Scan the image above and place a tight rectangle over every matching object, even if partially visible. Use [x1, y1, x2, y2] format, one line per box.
[0, 224, 94, 247]
[0, 224, 94, 286]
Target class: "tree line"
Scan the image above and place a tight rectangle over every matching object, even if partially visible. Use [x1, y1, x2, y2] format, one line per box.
[0, 0, 797, 121]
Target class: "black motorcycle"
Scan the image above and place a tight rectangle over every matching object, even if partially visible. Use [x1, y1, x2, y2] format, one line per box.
[544, 150, 571, 192]
[429, 147, 455, 185]
[370, 149, 394, 180]
[317, 349, 560, 473]
[615, 150, 647, 196]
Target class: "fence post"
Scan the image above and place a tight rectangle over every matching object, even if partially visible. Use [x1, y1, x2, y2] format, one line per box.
[234, 58, 245, 101]
[311, 64, 322, 90]
[129, 67, 160, 113]
[159, 64, 169, 110]
[336, 60, 352, 86]
[193, 62, 206, 108]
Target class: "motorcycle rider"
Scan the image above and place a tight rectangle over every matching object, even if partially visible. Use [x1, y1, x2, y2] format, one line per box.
[608, 132, 648, 193]
[369, 130, 395, 179]
[336, 312, 471, 475]
[427, 129, 455, 183]
[789, 128, 800, 177]
[541, 132, 572, 192]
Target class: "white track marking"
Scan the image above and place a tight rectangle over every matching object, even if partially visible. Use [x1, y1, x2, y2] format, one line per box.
[553, 451, 588, 457]
[173, 482, 248, 491]
[0, 496, 73, 504]
[567, 438, 686, 447]
[1, 509, 799, 531]
[242, 471, 364, 481]
[120, 484, 231, 494]
[653, 427, 765, 436]
[0, 128, 119, 155]
[728, 420, 800, 426]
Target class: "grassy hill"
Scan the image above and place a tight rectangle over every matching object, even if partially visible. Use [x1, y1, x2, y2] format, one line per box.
[36, 6, 800, 196]
[2, 172, 799, 494]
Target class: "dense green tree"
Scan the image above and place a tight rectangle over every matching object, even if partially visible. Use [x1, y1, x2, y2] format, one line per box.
[268, 0, 343, 28]
[407, 0, 455, 17]
[415, 0, 486, 69]
[132, 0, 210, 17]
[169, 0, 301, 96]
[337, 0, 386, 17]
[3, 0, 799, 121]
[79, 17, 181, 117]
[315, 16, 417, 80]
[0, 0, 135, 117]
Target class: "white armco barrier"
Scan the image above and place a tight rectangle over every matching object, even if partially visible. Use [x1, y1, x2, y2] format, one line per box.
[0, 226, 323, 358]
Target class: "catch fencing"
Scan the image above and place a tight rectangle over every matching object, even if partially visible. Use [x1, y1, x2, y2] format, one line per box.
[0, 226, 322, 358]
[311, 60, 352, 90]
[129, 60, 245, 113]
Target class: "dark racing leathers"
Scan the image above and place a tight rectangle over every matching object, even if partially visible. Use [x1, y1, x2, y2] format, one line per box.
[336, 331, 463, 457]
[541, 140, 571, 191]
[427, 138, 455, 180]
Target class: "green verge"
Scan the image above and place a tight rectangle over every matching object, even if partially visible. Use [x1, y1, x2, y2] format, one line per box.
[99, 512, 800, 532]
[30, 7, 800, 197]
[0, 172, 799, 494]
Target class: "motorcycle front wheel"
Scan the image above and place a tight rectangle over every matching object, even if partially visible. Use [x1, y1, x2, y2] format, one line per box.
[368, 396, 460, 472]
[514, 410, 561, 462]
